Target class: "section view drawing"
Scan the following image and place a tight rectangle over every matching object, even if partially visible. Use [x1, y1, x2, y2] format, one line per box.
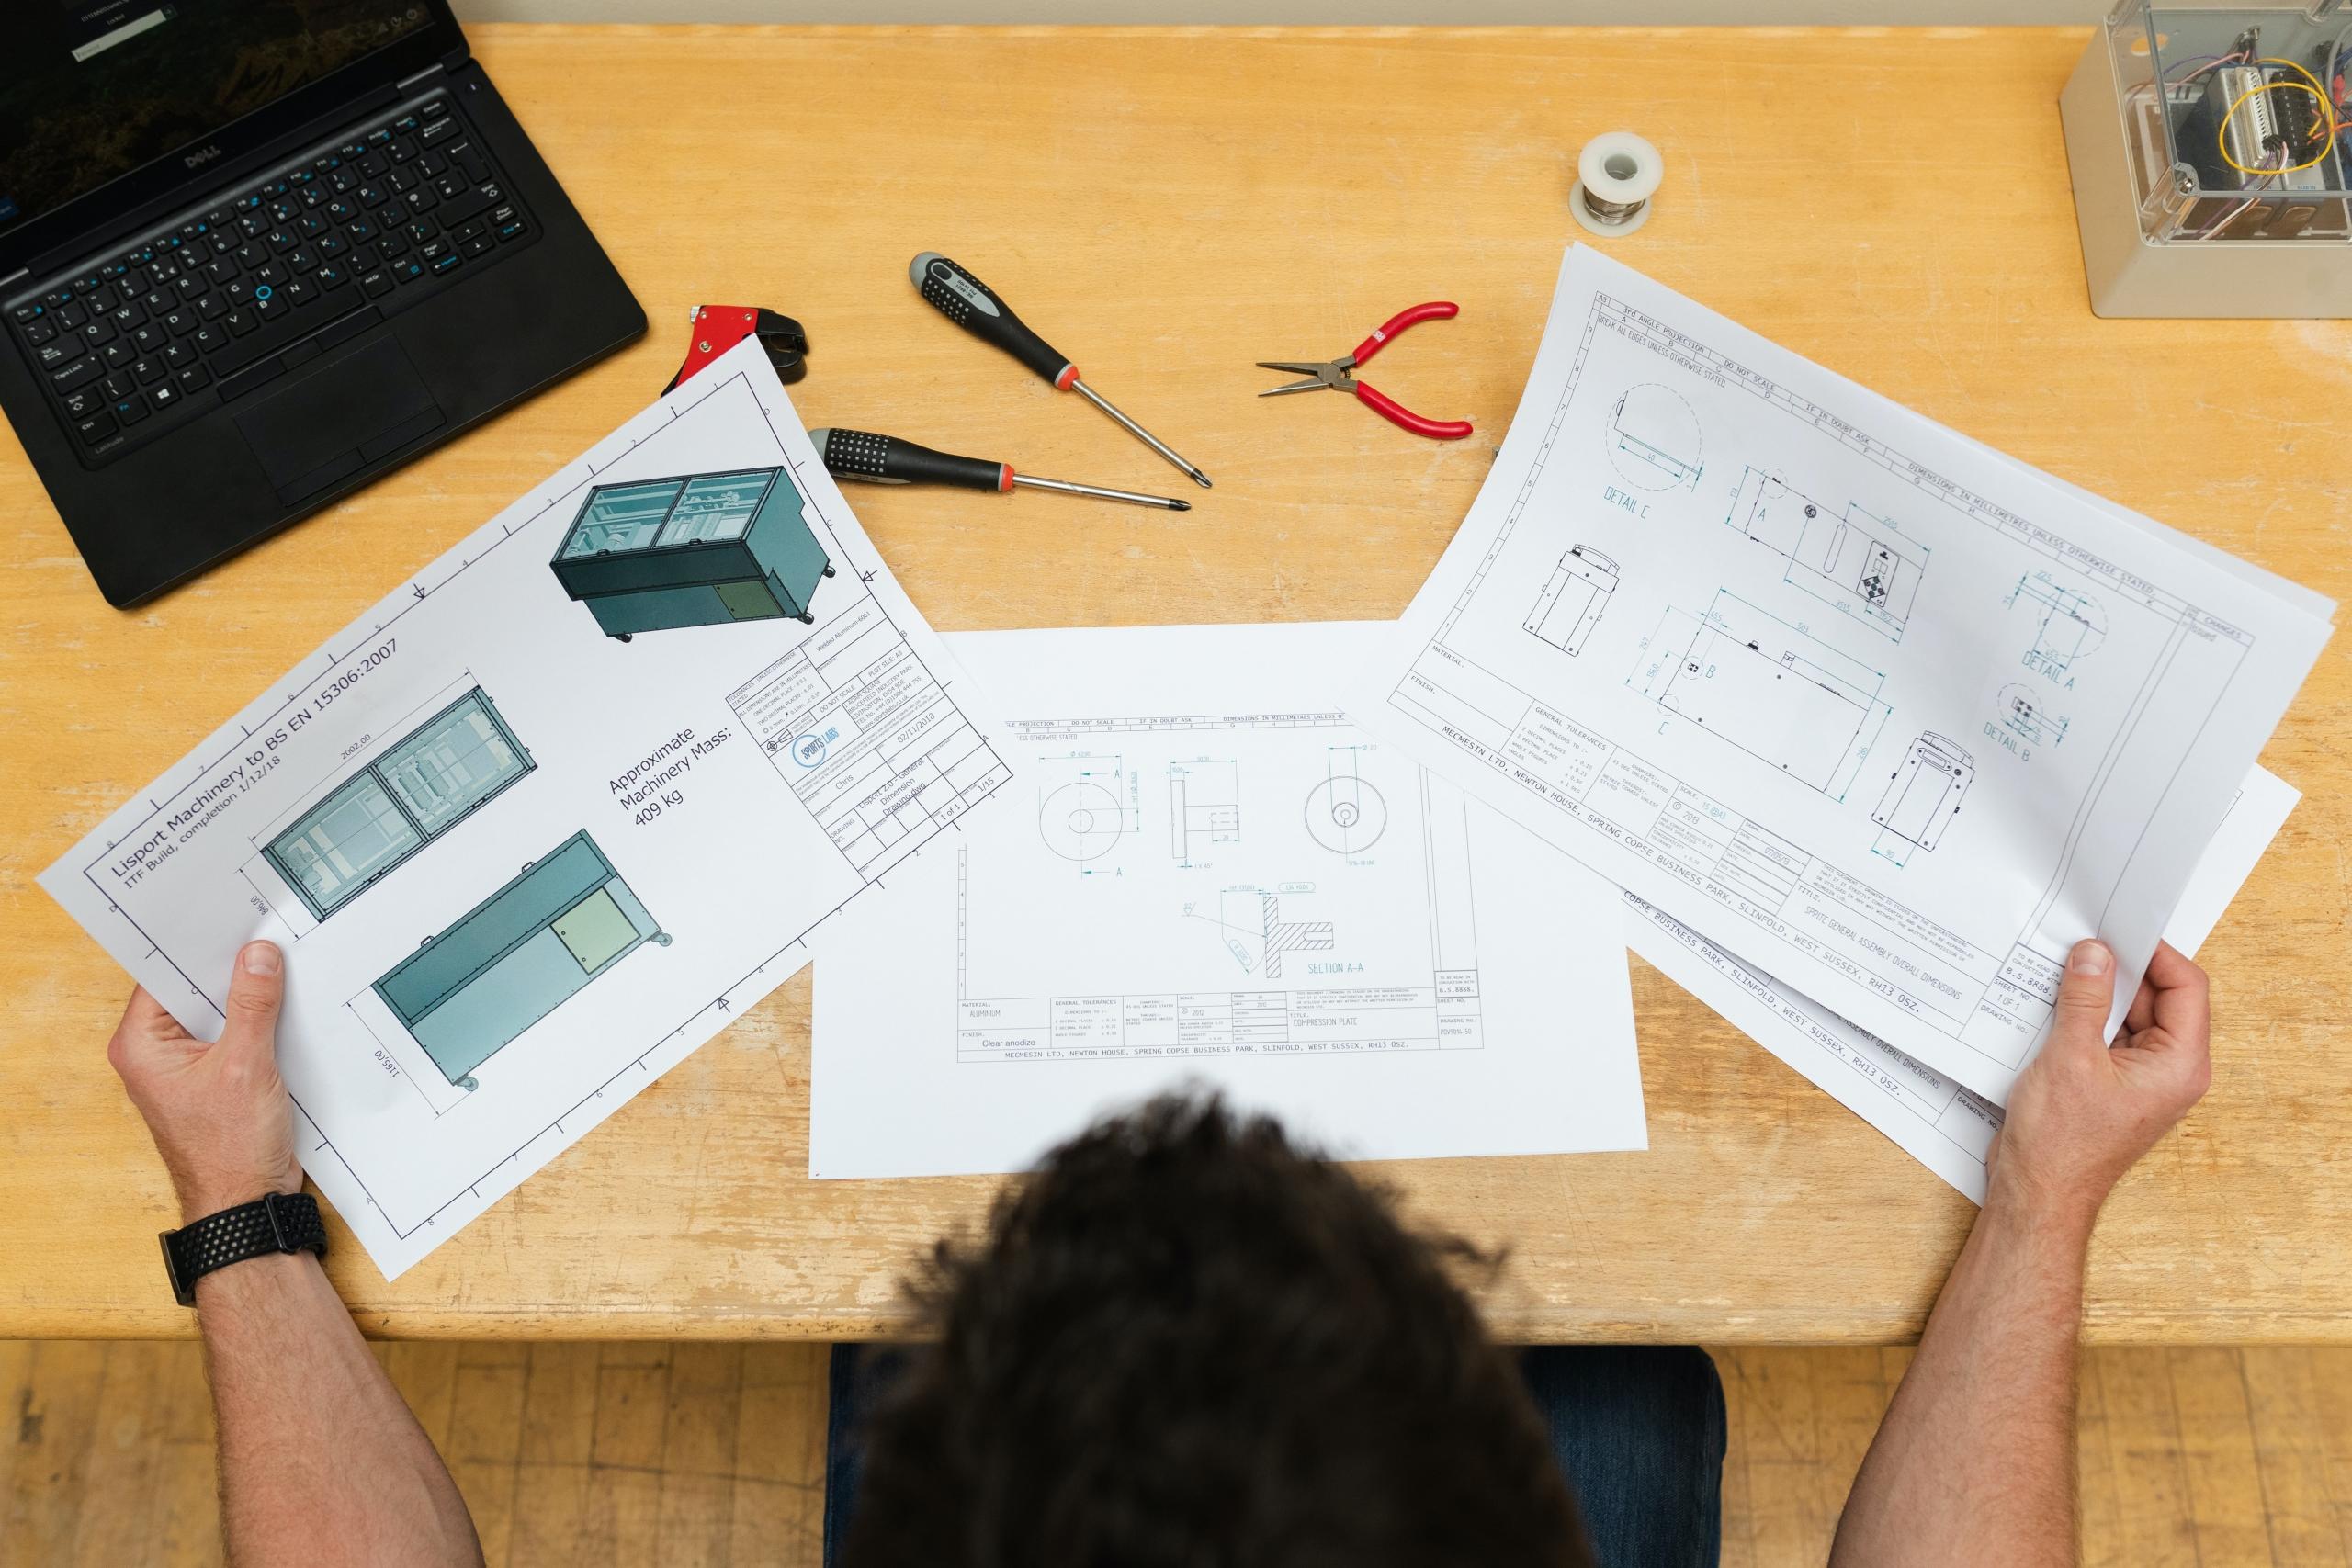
[1304, 746, 1389, 854]
[1522, 545, 1618, 657]
[373, 831, 668, 1090]
[1995, 683, 2067, 750]
[1189, 886, 1336, 978]
[264, 687, 533, 920]
[1168, 760, 1242, 865]
[1630, 592, 1893, 801]
[1605, 382, 1702, 491]
[551, 467, 835, 640]
[1871, 733, 1973, 866]
[1258, 892, 1336, 980]
[1727, 468, 1926, 640]
[2007, 571, 2105, 683]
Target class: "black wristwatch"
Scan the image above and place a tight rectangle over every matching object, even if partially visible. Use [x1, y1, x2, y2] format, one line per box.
[160, 1191, 328, 1306]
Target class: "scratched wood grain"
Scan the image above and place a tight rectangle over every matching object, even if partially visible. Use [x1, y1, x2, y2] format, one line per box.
[8, 1340, 2351, 1564]
[1, 25, 2346, 1341]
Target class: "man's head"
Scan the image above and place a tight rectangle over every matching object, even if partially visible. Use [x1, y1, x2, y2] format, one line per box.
[840, 1095, 1591, 1568]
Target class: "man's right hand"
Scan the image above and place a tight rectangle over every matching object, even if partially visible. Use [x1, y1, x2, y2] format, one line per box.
[107, 941, 302, 1224]
[1988, 938, 2211, 1234]
[1836, 937, 2208, 1568]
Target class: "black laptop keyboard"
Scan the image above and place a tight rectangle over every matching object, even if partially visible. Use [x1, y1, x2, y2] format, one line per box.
[7, 93, 532, 466]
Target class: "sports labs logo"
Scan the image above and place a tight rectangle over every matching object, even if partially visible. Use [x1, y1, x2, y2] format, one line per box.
[182, 144, 225, 170]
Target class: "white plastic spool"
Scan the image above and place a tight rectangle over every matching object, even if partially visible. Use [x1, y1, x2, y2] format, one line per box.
[1570, 130, 1663, 237]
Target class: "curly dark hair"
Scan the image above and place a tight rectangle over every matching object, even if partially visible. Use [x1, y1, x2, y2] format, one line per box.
[838, 1094, 1593, 1567]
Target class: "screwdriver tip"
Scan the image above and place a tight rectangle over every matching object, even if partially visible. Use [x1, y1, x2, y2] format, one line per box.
[1191, 471, 1214, 490]
[1171, 499, 1193, 512]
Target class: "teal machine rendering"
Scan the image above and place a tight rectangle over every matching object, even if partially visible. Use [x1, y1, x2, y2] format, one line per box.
[551, 467, 833, 640]
[374, 831, 669, 1090]
[265, 688, 533, 920]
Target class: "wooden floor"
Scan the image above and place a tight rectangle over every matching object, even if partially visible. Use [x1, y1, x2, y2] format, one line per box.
[6, 1341, 2349, 1565]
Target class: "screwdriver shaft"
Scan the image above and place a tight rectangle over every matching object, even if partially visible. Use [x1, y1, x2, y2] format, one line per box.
[1012, 473, 1191, 511]
[1069, 378, 1214, 490]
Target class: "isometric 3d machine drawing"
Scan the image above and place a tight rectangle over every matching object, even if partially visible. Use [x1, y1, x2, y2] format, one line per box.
[550, 467, 833, 640]
[373, 831, 669, 1090]
[264, 687, 535, 920]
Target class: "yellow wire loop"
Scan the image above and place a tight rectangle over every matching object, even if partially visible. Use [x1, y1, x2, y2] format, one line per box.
[2218, 76, 2335, 175]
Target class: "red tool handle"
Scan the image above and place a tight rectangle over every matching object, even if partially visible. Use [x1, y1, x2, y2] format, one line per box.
[1354, 380, 1474, 440]
[1351, 300, 1458, 366]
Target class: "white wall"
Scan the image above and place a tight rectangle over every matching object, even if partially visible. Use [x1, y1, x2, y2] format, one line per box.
[452, 1, 2099, 24]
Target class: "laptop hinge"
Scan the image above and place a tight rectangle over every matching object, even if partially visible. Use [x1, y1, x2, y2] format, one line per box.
[0, 266, 28, 290]
[21, 79, 404, 285]
[397, 62, 447, 91]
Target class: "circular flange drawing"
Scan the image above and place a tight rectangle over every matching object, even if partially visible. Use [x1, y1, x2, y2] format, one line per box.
[1605, 383, 1702, 491]
[1039, 782, 1124, 863]
[1304, 777, 1388, 854]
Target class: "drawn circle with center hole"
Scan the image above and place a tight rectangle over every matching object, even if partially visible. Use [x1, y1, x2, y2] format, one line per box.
[1305, 777, 1387, 854]
[1605, 383, 1702, 491]
[1039, 783, 1122, 862]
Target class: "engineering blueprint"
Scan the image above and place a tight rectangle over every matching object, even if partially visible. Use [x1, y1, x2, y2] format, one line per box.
[40, 341, 1011, 1276]
[1356, 247, 2331, 1102]
[810, 622, 1648, 1180]
[1624, 767, 2296, 1201]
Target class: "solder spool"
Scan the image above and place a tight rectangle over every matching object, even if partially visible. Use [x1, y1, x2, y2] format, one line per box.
[1571, 130, 1663, 236]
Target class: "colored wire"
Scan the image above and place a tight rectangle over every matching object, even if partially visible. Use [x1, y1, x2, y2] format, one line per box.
[2253, 54, 2349, 159]
[2190, 148, 2282, 238]
[2256, 54, 2331, 108]
[2334, 31, 2352, 140]
[2165, 50, 2244, 84]
[2218, 78, 2334, 174]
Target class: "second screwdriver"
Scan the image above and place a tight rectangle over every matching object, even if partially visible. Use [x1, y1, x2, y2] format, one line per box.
[811, 428, 1192, 512]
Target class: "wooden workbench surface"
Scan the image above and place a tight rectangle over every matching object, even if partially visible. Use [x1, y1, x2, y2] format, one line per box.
[4, 24, 2346, 1343]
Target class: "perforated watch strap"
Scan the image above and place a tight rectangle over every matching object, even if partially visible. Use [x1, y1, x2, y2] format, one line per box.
[161, 1192, 328, 1307]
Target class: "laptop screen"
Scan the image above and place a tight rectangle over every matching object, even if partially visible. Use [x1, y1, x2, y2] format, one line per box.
[0, 2, 436, 243]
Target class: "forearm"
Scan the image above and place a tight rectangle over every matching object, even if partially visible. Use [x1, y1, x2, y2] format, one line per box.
[197, 1250, 482, 1568]
[1830, 1195, 2091, 1568]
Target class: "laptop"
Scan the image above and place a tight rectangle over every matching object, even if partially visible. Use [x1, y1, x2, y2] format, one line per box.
[0, 1, 647, 607]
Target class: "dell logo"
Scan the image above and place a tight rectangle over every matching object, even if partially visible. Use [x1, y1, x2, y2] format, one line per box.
[183, 144, 224, 169]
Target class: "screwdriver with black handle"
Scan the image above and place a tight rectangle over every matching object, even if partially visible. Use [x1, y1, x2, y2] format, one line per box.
[810, 428, 1192, 512]
[909, 252, 1213, 490]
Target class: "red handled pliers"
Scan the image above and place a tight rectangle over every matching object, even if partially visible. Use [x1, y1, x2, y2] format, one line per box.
[1256, 301, 1473, 440]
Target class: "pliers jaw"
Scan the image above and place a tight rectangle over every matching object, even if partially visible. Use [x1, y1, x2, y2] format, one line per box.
[1255, 357, 1359, 396]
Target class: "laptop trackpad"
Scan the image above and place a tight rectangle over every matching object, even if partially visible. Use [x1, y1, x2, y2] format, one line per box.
[235, 336, 446, 503]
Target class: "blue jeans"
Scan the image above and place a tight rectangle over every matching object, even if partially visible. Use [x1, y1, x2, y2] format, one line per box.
[824, 1343, 1724, 1566]
[1521, 1346, 1725, 1566]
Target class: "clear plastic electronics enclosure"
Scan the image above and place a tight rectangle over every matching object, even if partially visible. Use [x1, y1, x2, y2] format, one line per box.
[2060, 1, 2352, 315]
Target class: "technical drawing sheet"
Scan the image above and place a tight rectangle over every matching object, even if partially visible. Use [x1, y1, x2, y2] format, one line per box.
[810, 622, 1646, 1179]
[1355, 245, 2332, 1102]
[1623, 766, 2296, 1201]
[39, 339, 1012, 1277]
